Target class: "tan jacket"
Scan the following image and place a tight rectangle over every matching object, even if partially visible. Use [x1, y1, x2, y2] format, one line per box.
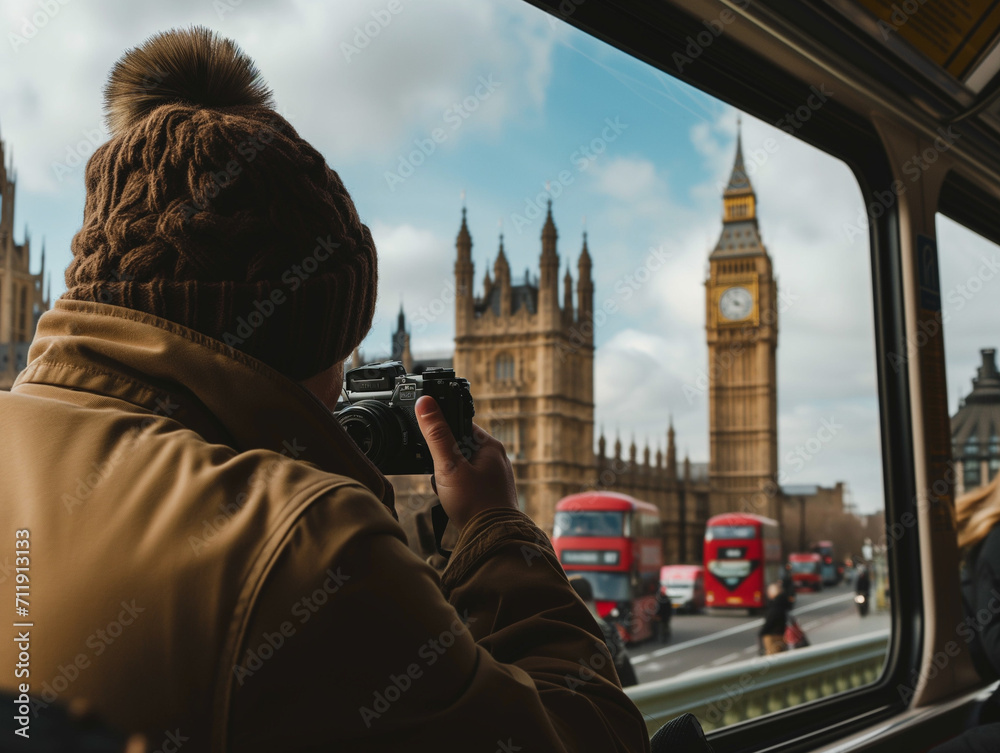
[0, 300, 649, 752]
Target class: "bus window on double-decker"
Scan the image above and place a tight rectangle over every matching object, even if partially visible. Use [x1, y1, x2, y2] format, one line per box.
[4, 0, 889, 739]
[936, 213, 1000, 700]
[553, 511, 625, 537]
[938, 213, 1000, 501]
[579, 572, 632, 602]
[706, 525, 757, 540]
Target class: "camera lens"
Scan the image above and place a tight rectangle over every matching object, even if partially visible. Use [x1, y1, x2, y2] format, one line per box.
[336, 400, 403, 467]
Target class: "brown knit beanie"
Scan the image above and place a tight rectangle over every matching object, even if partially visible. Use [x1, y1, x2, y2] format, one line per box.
[64, 26, 377, 380]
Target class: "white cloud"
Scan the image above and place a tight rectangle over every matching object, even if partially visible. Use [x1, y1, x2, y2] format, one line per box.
[594, 328, 707, 458]
[593, 157, 659, 200]
[361, 221, 456, 356]
[0, 0, 560, 193]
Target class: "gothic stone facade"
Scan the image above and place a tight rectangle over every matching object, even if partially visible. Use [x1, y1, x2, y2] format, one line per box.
[452, 203, 595, 534]
[0, 133, 49, 390]
[392, 202, 711, 563]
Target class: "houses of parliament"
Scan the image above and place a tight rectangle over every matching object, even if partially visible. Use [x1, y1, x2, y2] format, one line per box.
[372, 134, 847, 563]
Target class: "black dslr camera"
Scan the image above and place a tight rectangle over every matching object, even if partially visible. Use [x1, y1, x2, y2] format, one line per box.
[334, 361, 475, 475]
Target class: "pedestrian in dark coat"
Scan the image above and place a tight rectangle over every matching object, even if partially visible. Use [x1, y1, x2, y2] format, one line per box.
[759, 581, 794, 655]
[655, 591, 673, 643]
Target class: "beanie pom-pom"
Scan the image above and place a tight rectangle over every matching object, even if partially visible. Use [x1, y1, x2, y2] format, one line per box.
[104, 25, 273, 136]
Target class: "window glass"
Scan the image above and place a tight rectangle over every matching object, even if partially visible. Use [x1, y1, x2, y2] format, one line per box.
[706, 525, 757, 540]
[495, 354, 515, 381]
[577, 572, 631, 601]
[790, 560, 820, 574]
[665, 577, 694, 586]
[553, 511, 624, 538]
[966, 463, 982, 489]
[937, 215, 1000, 499]
[5, 0, 893, 737]
[936, 212, 1000, 716]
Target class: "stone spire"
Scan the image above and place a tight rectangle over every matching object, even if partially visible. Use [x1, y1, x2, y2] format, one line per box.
[577, 229, 593, 329]
[494, 233, 510, 285]
[715, 118, 763, 250]
[456, 205, 472, 261]
[495, 231, 511, 316]
[541, 199, 558, 259]
[725, 119, 752, 197]
[563, 264, 573, 322]
[539, 199, 560, 321]
[667, 416, 678, 479]
[455, 203, 474, 337]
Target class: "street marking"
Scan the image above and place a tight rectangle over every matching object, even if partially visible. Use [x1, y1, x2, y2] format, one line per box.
[632, 620, 764, 662]
[711, 652, 741, 666]
[794, 592, 855, 614]
[668, 664, 709, 679]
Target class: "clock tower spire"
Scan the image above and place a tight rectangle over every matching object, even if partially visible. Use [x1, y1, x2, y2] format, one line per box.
[705, 122, 779, 521]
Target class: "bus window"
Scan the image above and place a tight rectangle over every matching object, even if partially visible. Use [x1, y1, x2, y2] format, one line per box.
[553, 510, 625, 538]
[937, 213, 1000, 500]
[705, 525, 757, 540]
[3, 0, 900, 742]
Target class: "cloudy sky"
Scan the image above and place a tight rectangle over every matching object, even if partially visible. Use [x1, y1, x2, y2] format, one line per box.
[3, 0, 998, 514]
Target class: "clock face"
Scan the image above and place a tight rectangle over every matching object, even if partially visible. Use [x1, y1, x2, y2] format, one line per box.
[719, 286, 754, 321]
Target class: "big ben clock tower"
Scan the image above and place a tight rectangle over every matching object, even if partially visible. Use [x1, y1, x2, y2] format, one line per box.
[706, 125, 779, 519]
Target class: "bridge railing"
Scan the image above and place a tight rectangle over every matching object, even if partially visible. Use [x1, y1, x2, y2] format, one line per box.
[625, 629, 890, 734]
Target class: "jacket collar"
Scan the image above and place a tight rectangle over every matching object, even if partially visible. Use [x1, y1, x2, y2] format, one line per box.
[14, 299, 396, 517]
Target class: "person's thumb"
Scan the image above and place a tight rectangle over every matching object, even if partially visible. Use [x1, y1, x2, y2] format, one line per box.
[415, 396, 464, 478]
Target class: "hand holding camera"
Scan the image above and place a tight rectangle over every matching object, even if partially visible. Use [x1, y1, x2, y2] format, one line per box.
[414, 397, 518, 530]
[335, 361, 474, 474]
[335, 361, 517, 530]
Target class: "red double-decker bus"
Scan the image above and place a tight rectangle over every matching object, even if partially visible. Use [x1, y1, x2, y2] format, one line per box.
[703, 513, 782, 612]
[552, 492, 663, 642]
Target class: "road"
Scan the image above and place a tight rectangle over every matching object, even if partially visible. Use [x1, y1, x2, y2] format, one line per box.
[630, 583, 890, 683]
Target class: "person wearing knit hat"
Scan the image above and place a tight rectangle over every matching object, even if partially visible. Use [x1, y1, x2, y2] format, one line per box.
[64, 25, 377, 382]
[0, 26, 649, 753]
